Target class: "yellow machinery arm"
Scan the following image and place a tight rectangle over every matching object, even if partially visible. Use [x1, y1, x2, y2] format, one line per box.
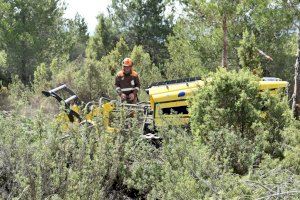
[43, 76, 288, 136]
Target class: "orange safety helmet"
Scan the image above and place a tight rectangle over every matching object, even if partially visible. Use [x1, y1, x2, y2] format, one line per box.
[122, 57, 133, 67]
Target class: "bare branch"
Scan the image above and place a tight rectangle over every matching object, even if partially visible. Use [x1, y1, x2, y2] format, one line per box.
[244, 180, 274, 193]
[256, 190, 300, 200]
[257, 49, 273, 61]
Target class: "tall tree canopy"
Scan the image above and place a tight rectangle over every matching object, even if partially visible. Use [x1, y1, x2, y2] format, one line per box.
[167, 0, 297, 79]
[86, 14, 118, 60]
[109, 0, 173, 65]
[0, 0, 67, 82]
[66, 13, 89, 61]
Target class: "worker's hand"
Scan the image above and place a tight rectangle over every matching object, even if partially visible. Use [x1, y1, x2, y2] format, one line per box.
[120, 93, 127, 100]
[129, 93, 135, 101]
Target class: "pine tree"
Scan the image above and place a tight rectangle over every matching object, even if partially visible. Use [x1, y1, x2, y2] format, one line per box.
[109, 0, 173, 65]
[238, 30, 262, 75]
[86, 14, 117, 60]
[0, 0, 67, 83]
[67, 13, 89, 60]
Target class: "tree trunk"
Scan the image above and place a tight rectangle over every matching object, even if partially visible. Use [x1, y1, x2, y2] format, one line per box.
[292, 29, 300, 119]
[222, 14, 228, 68]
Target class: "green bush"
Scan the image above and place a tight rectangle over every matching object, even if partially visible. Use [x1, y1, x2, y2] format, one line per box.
[0, 50, 8, 84]
[282, 121, 300, 174]
[0, 107, 161, 199]
[0, 67, 298, 199]
[130, 45, 163, 101]
[191, 68, 291, 174]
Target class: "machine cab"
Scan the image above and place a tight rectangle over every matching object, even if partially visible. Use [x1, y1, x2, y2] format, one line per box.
[147, 76, 289, 127]
[147, 77, 204, 126]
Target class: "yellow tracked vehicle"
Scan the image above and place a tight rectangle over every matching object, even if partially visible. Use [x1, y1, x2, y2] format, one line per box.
[42, 77, 288, 137]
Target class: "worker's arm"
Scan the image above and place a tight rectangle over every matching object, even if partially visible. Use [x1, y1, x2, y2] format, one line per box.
[133, 76, 140, 95]
[115, 75, 122, 96]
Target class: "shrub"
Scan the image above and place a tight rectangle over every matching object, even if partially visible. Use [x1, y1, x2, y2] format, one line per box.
[282, 121, 300, 174]
[190, 68, 291, 174]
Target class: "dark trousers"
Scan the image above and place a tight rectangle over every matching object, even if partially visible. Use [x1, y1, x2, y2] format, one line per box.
[121, 93, 138, 104]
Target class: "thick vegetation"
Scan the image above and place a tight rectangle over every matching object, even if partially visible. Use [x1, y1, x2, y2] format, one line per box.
[0, 0, 300, 199]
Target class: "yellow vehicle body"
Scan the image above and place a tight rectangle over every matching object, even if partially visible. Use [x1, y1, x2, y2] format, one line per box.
[147, 79, 203, 126]
[44, 77, 289, 133]
[41, 85, 113, 132]
[55, 102, 116, 132]
[258, 81, 288, 91]
[147, 77, 288, 127]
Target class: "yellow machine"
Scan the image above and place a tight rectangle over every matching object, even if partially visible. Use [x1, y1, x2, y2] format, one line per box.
[42, 85, 151, 133]
[42, 77, 288, 136]
[147, 77, 289, 127]
[147, 77, 203, 127]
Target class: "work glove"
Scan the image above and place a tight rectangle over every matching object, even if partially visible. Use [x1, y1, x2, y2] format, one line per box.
[129, 93, 135, 101]
[120, 93, 127, 100]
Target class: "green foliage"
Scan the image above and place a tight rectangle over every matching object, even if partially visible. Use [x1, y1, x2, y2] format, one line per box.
[165, 20, 207, 79]
[174, 0, 298, 78]
[86, 14, 117, 60]
[183, 0, 245, 69]
[130, 45, 162, 100]
[0, 51, 7, 67]
[238, 30, 262, 73]
[66, 14, 89, 60]
[73, 38, 164, 102]
[0, 0, 67, 82]
[0, 108, 159, 199]
[122, 134, 162, 196]
[110, 0, 173, 64]
[0, 82, 299, 199]
[43, 38, 162, 102]
[101, 37, 130, 76]
[74, 58, 111, 101]
[191, 68, 291, 174]
[33, 63, 51, 93]
[49, 57, 60, 76]
[164, 17, 223, 78]
[7, 75, 32, 109]
[260, 91, 291, 157]
[0, 50, 8, 83]
[191, 69, 261, 136]
[0, 50, 7, 71]
[1, 0, 300, 199]
[149, 127, 252, 199]
[149, 128, 208, 199]
[244, 157, 300, 199]
[236, 0, 297, 78]
[282, 121, 300, 174]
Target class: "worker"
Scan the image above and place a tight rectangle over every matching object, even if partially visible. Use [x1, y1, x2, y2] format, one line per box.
[115, 58, 140, 103]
